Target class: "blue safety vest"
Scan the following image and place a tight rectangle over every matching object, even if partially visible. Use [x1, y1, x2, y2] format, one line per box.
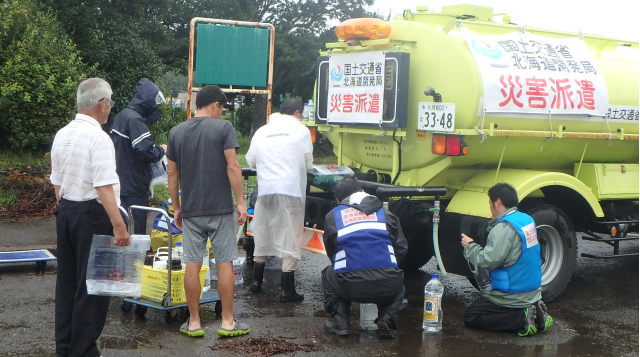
[332, 205, 397, 273]
[489, 210, 542, 293]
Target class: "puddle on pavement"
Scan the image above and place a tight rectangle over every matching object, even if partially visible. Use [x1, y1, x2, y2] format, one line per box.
[99, 335, 155, 350]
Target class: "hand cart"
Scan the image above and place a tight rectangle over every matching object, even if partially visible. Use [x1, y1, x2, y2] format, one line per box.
[120, 205, 221, 323]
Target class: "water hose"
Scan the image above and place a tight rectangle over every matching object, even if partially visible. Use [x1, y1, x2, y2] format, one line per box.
[430, 200, 447, 274]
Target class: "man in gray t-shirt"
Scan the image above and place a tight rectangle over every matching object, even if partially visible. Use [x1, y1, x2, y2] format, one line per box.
[167, 85, 249, 338]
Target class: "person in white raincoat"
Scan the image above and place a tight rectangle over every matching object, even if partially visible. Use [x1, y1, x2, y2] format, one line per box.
[245, 98, 314, 302]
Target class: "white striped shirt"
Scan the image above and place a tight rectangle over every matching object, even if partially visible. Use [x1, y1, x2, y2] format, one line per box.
[50, 114, 120, 203]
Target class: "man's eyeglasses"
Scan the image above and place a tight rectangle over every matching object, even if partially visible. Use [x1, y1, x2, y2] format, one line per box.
[99, 97, 115, 107]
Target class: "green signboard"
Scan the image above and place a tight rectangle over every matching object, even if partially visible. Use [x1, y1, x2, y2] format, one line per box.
[195, 24, 269, 87]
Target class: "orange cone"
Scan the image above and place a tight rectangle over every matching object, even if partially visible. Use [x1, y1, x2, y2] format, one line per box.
[302, 229, 326, 255]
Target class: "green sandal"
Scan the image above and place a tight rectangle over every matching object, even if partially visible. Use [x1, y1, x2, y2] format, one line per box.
[217, 320, 251, 337]
[180, 318, 205, 337]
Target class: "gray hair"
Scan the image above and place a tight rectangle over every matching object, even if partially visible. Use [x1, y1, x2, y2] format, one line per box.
[76, 78, 112, 110]
[280, 98, 303, 116]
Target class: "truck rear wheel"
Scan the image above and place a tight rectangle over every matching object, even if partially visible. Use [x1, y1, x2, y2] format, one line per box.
[404, 232, 434, 271]
[521, 202, 577, 302]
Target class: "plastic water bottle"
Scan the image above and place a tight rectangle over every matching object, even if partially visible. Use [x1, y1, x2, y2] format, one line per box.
[359, 303, 378, 330]
[173, 242, 183, 265]
[302, 103, 309, 121]
[423, 273, 444, 332]
[307, 99, 315, 122]
[233, 257, 244, 285]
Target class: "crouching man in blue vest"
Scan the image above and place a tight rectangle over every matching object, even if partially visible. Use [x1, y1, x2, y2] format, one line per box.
[461, 183, 553, 336]
[322, 178, 408, 339]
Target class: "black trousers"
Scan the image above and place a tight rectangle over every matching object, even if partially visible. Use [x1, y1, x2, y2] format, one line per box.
[322, 265, 405, 328]
[120, 195, 148, 235]
[463, 295, 528, 332]
[55, 199, 112, 357]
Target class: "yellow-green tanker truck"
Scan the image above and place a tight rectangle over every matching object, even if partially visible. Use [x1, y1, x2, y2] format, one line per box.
[304, 5, 639, 301]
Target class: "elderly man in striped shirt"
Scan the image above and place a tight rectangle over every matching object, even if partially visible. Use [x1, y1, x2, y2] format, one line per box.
[50, 78, 130, 357]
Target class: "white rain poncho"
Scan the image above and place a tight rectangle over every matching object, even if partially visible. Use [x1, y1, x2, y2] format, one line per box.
[246, 112, 313, 259]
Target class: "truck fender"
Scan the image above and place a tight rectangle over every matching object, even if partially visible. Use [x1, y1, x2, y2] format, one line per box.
[445, 169, 604, 218]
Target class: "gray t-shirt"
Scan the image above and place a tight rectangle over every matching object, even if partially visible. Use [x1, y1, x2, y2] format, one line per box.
[167, 117, 239, 218]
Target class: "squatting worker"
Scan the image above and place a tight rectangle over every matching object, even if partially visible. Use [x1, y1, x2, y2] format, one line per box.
[461, 183, 553, 336]
[50, 78, 130, 357]
[322, 178, 407, 339]
[110, 78, 167, 234]
[167, 85, 250, 338]
[246, 98, 314, 302]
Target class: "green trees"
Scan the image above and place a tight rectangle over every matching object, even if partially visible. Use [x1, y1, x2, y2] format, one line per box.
[0, 0, 376, 150]
[42, 0, 167, 112]
[0, 0, 88, 150]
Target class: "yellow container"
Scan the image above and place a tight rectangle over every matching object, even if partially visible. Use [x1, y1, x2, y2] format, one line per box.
[140, 265, 209, 305]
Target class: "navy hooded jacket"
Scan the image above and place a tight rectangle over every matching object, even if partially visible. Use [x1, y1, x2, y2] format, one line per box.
[110, 78, 165, 198]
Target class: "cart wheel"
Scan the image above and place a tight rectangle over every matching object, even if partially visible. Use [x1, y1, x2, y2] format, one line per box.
[135, 305, 147, 317]
[165, 310, 179, 323]
[214, 301, 222, 317]
[121, 301, 133, 313]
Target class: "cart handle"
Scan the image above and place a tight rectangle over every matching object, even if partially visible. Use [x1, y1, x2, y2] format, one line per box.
[129, 205, 175, 307]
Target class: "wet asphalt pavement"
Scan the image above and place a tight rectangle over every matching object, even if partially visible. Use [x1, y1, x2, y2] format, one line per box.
[0, 217, 637, 356]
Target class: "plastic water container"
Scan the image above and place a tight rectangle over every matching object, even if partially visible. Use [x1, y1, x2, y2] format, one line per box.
[468, 261, 492, 293]
[210, 258, 217, 281]
[423, 273, 444, 332]
[359, 303, 378, 330]
[207, 258, 244, 284]
[233, 257, 245, 285]
[173, 242, 184, 270]
[202, 250, 210, 291]
[265, 256, 282, 271]
[86, 234, 150, 297]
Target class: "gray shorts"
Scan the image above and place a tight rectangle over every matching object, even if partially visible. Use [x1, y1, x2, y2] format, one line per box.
[182, 213, 238, 263]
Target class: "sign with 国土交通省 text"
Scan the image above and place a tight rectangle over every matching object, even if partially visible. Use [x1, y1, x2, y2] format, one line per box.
[465, 30, 609, 116]
[328, 52, 385, 124]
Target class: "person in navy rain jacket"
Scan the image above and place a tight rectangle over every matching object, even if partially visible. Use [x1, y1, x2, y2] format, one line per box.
[110, 78, 166, 233]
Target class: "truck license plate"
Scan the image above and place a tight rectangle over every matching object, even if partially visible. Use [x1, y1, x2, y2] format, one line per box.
[418, 103, 455, 132]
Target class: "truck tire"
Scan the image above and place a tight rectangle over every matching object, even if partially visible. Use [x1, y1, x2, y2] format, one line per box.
[404, 232, 434, 272]
[521, 202, 577, 302]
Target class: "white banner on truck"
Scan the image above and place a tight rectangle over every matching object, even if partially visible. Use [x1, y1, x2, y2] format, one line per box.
[465, 30, 609, 116]
[327, 51, 385, 124]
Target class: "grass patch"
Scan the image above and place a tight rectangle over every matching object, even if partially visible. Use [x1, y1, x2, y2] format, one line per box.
[0, 150, 49, 168]
[150, 185, 169, 206]
[0, 187, 20, 206]
[237, 135, 250, 155]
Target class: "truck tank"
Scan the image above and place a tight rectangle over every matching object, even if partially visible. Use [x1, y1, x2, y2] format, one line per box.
[321, 6, 639, 183]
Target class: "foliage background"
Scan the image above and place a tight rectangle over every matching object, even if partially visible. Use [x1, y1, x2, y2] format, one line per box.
[0, 0, 88, 151]
[0, 0, 375, 153]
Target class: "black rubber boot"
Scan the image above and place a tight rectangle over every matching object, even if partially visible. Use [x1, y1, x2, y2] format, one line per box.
[279, 271, 304, 302]
[243, 237, 255, 265]
[375, 314, 397, 339]
[325, 301, 350, 336]
[249, 262, 265, 293]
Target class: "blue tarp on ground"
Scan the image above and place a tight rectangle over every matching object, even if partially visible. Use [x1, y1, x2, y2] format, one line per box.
[0, 249, 56, 263]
